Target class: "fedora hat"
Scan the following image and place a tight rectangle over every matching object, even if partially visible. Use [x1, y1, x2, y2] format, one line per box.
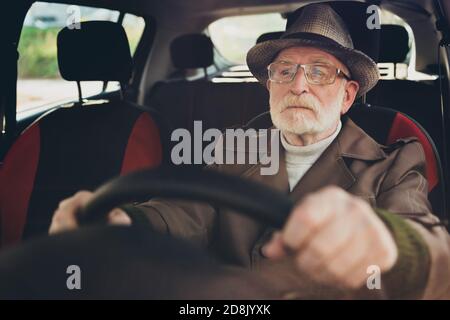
[246, 3, 379, 97]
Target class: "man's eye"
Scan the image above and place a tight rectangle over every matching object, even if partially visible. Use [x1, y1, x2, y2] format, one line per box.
[280, 69, 292, 76]
[311, 67, 326, 77]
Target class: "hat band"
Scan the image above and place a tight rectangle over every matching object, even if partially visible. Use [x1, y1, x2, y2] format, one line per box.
[281, 32, 352, 50]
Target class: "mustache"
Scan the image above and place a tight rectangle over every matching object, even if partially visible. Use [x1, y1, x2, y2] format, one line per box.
[278, 94, 321, 114]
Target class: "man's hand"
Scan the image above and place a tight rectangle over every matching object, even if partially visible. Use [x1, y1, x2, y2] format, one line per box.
[49, 191, 132, 235]
[262, 186, 398, 289]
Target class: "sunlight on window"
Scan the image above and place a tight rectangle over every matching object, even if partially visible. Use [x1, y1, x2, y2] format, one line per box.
[208, 9, 437, 82]
[380, 9, 437, 81]
[17, 2, 145, 115]
[209, 13, 286, 64]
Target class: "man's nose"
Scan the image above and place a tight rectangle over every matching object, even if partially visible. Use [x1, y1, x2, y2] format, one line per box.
[289, 67, 309, 95]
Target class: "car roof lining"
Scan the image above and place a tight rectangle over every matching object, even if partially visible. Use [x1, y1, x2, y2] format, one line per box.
[45, 0, 433, 16]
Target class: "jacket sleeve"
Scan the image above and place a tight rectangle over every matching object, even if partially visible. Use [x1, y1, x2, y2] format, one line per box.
[376, 141, 450, 299]
[125, 199, 216, 248]
[120, 165, 220, 249]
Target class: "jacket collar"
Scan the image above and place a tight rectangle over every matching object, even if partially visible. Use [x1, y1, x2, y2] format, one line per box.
[337, 116, 387, 161]
[246, 116, 386, 202]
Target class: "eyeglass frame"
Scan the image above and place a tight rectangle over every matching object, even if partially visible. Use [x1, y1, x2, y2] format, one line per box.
[267, 60, 352, 85]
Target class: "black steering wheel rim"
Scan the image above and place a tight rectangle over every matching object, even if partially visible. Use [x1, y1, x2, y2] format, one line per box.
[77, 166, 293, 229]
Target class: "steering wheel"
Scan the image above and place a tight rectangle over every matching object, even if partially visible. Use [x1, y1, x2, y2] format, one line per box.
[77, 166, 294, 229]
[0, 167, 296, 299]
[0, 168, 386, 300]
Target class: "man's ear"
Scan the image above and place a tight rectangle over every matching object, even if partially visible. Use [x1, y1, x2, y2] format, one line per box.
[266, 79, 271, 91]
[341, 80, 360, 115]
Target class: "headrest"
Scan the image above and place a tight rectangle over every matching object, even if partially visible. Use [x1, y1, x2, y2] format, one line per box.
[170, 34, 213, 69]
[286, 1, 381, 63]
[378, 24, 410, 63]
[57, 21, 132, 82]
[256, 32, 283, 44]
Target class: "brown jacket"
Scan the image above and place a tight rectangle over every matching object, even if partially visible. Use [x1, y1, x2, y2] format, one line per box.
[129, 117, 450, 299]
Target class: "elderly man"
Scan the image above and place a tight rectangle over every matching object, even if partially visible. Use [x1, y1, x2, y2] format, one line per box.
[49, 4, 450, 299]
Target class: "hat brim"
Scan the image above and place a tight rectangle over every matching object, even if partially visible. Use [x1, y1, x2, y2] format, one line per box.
[246, 38, 379, 97]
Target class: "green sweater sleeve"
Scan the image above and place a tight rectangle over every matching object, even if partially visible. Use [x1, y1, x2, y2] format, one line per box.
[374, 208, 431, 299]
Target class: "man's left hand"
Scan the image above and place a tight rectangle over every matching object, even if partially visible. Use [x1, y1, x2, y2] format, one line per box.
[262, 186, 398, 289]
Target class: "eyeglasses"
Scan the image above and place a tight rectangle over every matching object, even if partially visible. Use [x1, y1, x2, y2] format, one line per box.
[267, 61, 351, 85]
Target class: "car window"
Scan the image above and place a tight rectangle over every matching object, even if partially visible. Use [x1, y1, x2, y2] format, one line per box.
[17, 2, 145, 118]
[208, 13, 286, 65]
[208, 9, 437, 82]
[379, 9, 437, 81]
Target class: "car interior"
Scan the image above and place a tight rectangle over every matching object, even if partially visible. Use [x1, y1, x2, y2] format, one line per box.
[0, 0, 450, 260]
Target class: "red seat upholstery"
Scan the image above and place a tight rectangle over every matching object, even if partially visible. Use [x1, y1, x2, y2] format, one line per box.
[386, 112, 439, 191]
[347, 104, 444, 216]
[0, 101, 163, 248]
[244, 104, 446, 219]
[0, 21, 165, 248]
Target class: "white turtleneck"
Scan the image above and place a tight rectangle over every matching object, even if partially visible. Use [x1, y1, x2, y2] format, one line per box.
[281, 121, 342, 191]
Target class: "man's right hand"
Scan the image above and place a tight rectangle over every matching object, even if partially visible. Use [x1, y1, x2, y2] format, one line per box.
[48, 191, 132, 235]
